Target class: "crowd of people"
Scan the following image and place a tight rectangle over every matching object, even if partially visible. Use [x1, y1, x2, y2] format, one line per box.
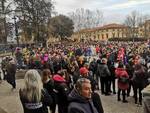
[0, 41, 150, 113]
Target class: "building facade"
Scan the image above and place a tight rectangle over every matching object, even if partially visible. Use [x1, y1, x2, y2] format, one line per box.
[72, 23, 129, 42]
[72, 21, 150, 42]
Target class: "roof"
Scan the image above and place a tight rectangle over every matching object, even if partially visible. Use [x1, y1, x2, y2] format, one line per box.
[99, 23, 127, 29]
[76, 23, 128, 33]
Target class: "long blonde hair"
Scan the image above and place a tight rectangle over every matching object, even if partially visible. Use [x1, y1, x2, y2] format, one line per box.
[21, 69, 43, 102]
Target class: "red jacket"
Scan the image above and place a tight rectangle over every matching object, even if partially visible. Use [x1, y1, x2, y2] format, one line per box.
[115, 68, 129, 90]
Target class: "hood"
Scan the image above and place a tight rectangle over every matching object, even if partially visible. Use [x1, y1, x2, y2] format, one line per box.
[68, 89, 89, 103]
[53, 74, 66, 82]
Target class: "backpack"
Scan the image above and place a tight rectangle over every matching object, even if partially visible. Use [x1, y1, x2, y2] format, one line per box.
[118, 76, 129, 84]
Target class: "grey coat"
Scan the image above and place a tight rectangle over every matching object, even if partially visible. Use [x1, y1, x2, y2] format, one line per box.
[97, 63, 110, 77]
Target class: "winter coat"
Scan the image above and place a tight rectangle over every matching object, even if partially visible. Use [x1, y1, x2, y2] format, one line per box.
[89, 60, 97, 74]
[97, 63, 110, 77]
[43, 79, 57, 105]
[115, 68, 129, 90]
[19, 89, 52, 113]
[68, 89, 99, 113]
[53, 61, 62, 74]
[53, 74, 70, 113]
[108, 63, 116, 80]
[6, 63, 17, 83]
[92, 92, 104, 113]
[132, 67, 148, 88]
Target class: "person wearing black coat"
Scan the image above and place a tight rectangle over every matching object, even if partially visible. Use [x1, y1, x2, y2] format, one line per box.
[53, 72, 70, 113]
[20, 89, 52, 113]
[6, 59, 17, 90]
[53, 59, 62, 74]
[107, 61, 116, 94]
[68, 78, 101, 113]
[92, 91, 104, 113]
[96, 58, 111, 95]
[89, 58, 97, 75]
[132, 64, 148, 105]
[42, 69, 57, 113]
[78, 67, 104, 113]
[79, 67, 97, 91]
[126, 63, 134, 96]
[19, 69, 52, 113]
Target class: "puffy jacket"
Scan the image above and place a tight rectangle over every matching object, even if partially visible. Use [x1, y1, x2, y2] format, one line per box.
[115, 68, 129, 90]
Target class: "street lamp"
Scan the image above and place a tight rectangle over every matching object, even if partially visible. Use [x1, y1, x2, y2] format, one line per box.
[12, 15, 19, 47]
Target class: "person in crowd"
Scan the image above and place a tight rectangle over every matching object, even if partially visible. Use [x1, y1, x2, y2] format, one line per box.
[69, 58, 80, 85]
[53, 70, 70, 113]
[68, 78, 102, 113]
[96, 58, 111, 95]
[115, 62, 129, 103]
[19, 69, 52, 113]
[1, 57, 8, 80]
[79, 66, 97, 91]
[89, 58, 97, 76]
[53, 56, 62, 74]
[15, 47, 23, 69]
[108, 61, 116, 94]
[42, 69, 56, 113]
[6, 58, 17, 90]
[126, 63, 134, 97]
[78, 67, 103, 113]
[132, 63, 148, 105]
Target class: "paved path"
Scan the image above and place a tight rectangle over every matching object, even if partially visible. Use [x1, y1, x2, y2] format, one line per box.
[0, 108, 7, 113]
[0, 78, 144, 113]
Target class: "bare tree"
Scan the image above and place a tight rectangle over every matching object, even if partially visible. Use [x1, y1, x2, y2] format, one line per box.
[124, 10, 149, 38]
[68, 8, 103, 31]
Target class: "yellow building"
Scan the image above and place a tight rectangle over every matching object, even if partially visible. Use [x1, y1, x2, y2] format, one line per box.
[72, 23, 129, 42]
[138, 20, 150, 39]
[144, 20, 150, 38]
[72, 21, 150, 42]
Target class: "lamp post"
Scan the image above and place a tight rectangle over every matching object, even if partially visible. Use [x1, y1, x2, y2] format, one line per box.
[12, 15, 19, 47]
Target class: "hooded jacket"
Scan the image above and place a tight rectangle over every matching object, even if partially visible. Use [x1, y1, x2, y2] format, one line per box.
[68, 89, 99, 113]
[96, 63, 110, 77]
[115, 68, 129, 90]
[132, 64, 148, 88]
[53, 74, 70, 113]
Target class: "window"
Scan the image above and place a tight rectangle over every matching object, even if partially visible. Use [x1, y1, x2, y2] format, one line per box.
[112, 33, 115, 38]
[106, 33, 109, 39]
[102, 34, 104, 39]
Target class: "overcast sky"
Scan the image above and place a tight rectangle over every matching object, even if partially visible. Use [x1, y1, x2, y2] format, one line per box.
[53, 0, 150, 24]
